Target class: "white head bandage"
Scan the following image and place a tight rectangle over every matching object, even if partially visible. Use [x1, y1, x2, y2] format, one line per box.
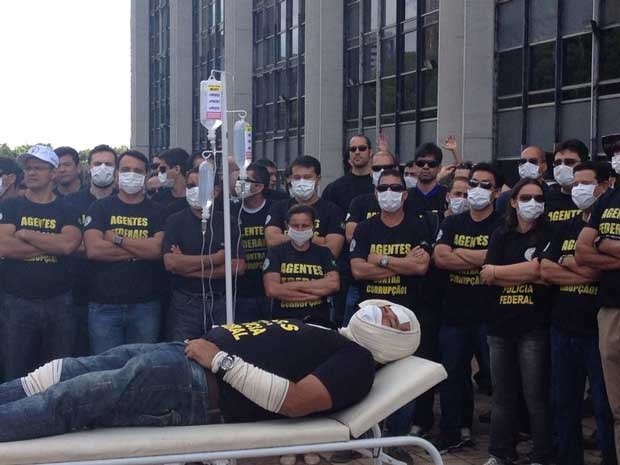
[339, 300, 421, 364]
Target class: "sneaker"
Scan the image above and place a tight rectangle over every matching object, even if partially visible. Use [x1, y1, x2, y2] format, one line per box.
[329, 450, 362, 464]
[436, 434, 464, 454]
[279, 455, 297, 465]
[482, 456, 510, 465]
[384, 447, 414, 465]
[409, 425, 430, 439]
[303, 453, 321, 465]
[460, 427, 475, 447]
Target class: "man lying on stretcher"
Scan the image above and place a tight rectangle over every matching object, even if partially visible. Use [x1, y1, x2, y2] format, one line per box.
[0, 300, 420, 443]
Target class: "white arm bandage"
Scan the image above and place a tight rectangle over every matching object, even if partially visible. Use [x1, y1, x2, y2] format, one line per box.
[21, 359, 63, 397]
[214, 352, 290, 413]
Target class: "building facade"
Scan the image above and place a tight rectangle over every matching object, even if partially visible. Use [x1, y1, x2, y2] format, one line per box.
[131, 0, 620, 186]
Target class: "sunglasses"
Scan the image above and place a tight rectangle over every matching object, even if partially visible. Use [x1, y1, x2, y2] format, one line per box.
[518, 158, 540, 166]
[414, 160, 440, 168]
[238, 178, 263, 185]
[468, 179, 494, 190]
[371, 164, 395, 172]
[349, 145, 369, 152]
[552, 159, 579, 167]
[518, 194, 545, 203]
[158, 166, 168, 173]
[376, 183, 406, 193]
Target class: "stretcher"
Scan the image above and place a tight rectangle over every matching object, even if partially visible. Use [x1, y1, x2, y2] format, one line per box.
[0, 356, 447, 465]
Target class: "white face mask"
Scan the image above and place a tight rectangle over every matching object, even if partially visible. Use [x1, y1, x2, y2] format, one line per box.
[377, 190, 404, 213]
[571, 183, 598, 210]
[404, 176, 417, 189]
[517, 198, 545, 221]
[553, 164, 575, 187]
[158, 170, 175, 188]
[467, 187, 492, 210]
[118, 172, 145, 195]
[518, 162, 540, 180]
[290, 179, 316, 201]
[372, 169, 383, 187]
[287, 227, 314, 246]
[612, 154, 620, 175]
[90, 164, 115, 188]
[186, 186, 201, 209]
[234, 180, 253, 199]
[449, 196, 469, 214]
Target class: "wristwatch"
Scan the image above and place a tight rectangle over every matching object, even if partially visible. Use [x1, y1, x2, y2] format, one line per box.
[218, 353, 237, 373]
[113, 234, 124, 247]
[558, 255, 568, 266]
[594, 235, 604, 250]
[379, 255, 390, 268]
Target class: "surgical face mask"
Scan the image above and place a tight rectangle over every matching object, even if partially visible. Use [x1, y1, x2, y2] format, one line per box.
[186, 186, 201, 209]
[372, 169, 383, 187]
[571, 183, 598, 210]
[467, 187, 492, 210]
[612, 154, 620, 175]
[290, 179, 316, 201]
[90, 164, 115, 188]
[118, 172, 145, 195]
[517, 199, 545, 221]
[287, 227, 314, 246]
[377, 190, 403, 213]
[553, 164, 575, 187]
[404, 176, 417, 189]
[449, 196, 469, 214]
[518, 162, 540, 180]
[234, 180, 253, 199]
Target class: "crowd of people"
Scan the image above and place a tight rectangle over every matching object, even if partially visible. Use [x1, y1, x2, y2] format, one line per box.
[0, 133, 620, 465]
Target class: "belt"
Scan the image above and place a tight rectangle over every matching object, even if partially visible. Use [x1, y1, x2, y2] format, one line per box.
[205, 370, 222, 423]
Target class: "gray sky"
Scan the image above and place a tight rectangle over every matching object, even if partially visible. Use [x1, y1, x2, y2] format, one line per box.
[0, 0, 130, 150]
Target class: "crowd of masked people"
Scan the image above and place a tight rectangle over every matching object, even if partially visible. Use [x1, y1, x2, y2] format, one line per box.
[0, 133, 620, 465]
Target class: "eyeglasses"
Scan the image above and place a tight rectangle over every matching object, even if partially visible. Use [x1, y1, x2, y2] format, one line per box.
[414, 160, 440, 168]
[518, 158, 541, 166]
[371, 164, 395, 172]
[349, 145, 369, 152]
[468, 179, 494, 190]
[552, 158, 579, 167]
[518, 194, 545, 203]
[376, 184, 406, 192]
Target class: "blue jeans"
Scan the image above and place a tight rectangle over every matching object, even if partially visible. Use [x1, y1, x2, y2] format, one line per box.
[89, 300, 162, 354]
[488, 330, 551, 464]
[342, 285, 361, 325]
[439, 323, 490, 437]
[234, 296, 271, 323]
[551, 326, 617, 465]
[166, 290, 225, 342]
[0, 343, 210, 442]
[1, 292, 79, 381]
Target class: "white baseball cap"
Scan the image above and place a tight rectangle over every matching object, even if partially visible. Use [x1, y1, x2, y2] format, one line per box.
[18, 145, 59, 168]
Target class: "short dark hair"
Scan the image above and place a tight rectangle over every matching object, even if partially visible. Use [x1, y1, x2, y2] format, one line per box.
[448, 176, 470, 192]
[88, 144, 117, 165]
[254, 158, 278, 170]
[471, 162, 501, 188]
[54, 146, 79, 165]
[159, 148, 190, 175]
[287, 204, 317, 224]
[0, 157, 23, 184]
[186, 167, 200, 177]
[405, 159, 415, 168]
[555, 139, 589, 161]
[377, 168, 405, 186]
[289, 155, 321, 176]
[414, 142, 443, 164]
[247, 163, 270, 189]
[117, 149, 148, 170]
[574, 160, 611, 183]
[349, 134, 372, 150]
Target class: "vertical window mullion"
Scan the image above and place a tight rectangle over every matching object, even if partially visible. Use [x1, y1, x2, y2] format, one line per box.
[521, 0, 531, 149]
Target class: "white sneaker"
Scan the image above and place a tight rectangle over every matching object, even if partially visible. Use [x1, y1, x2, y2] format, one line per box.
[460, 427, 474, 446]
[303, 453, 321, 465]
[280, 455, 297, 465]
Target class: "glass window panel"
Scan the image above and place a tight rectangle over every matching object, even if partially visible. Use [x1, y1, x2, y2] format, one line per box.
[289, 99, 298, 127]
[346, 2, 360, 37]
[401, 74, 416, 111]
[603, 0, 620, 25]
[496, 110, 523, 159]
[560, 101, 591, 143]
[381, 77, 396, 113]
[422, 69, 437, 108]
[363, 82, 377, 116]
[264, 6, 274, 36]
[291, 28, 299, 55]
[527, 106, 555, 151]
[264, 104, 273, 131]
[346, 86, 360, 119]
[423, 24, 438, 68]
[423, 0, 438, 13]
[288, 67, 298, 96]
[497, 0, 524, 50]
[561, 0, 592, 35]
[405, 0, 417, 19]
[498, 48, 523, 96]
[599, 97, 620, 139]
[529, 42, 555, 91]
[403, 31, 417, 72]
[382, 0, 397, 26]
[363, 40, 378, 80]
[278, 33, 286, 60]
[292, 0, 299, 26]
[277, 102, 287, 129]
[381, 37, 397, 76]
[346, 47, 360, 82]
[264, 73, 272, 101]
[562, 34, 592, 86]
[600, 27, 620, 81]
[363, 0, 379, 31]
[529, 0, 557, 43]
[280, 1, 287, 32]
[299, 97, 305, 126]
[299, 25, 305, 54]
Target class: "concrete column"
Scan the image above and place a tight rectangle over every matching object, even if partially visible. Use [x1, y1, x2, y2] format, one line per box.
[436, 0, 464, 160]
[304, 0, 344, 187]
[462, 0, 495, 163]
[168, 0, 193, 152]
[224, 0, 253, 148]
[130, 0, 150, 154]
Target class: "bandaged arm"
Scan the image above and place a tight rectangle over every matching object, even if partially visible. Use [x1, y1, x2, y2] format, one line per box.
[212, 352, 332, 417]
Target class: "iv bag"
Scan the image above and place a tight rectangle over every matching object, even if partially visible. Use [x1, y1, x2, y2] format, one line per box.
[200, 77, 223, 132]
[199, 160, 215, 209]
[233, 119, 253, 178]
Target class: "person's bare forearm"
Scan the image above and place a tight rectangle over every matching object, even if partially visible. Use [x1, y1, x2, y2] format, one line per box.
[454, 248, 487, 267]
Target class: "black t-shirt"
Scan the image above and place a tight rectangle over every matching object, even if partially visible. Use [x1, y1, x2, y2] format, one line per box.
[346, 193, 380, 225]
[151, 188, 185, 208]
[164, 198, 188, 219]
[587, 188, 620, 308]
[484, 227, 549, 337]
[236, 200, 272, 297]
[85, 194, 166, 304]
[545, 185, 580, 224]
[263, 242, 338, 319]
[266, 197, 345, 240]
[349, 214, 431, 308]
[205, 319, 375, 422]
[265, 189, 290, 202]
[435, 211, 503, 325]
[542, 215, 598, 335]
[406, 184, 448, 219]
[163, 208, 243, 294]
[0, 196, 80, 299]
[322, 173, 374, 214]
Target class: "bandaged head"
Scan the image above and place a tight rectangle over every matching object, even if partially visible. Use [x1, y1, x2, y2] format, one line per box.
[339, 299, 421, 364]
